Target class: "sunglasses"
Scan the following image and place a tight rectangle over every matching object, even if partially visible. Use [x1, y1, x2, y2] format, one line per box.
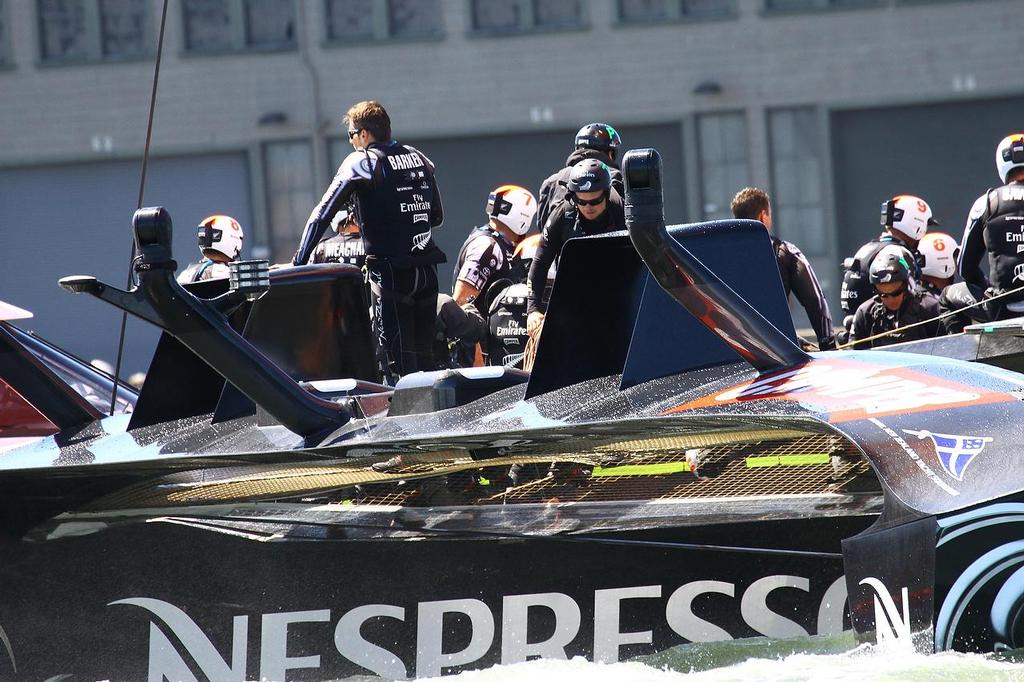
[572, 194, 606, 207]
[347, 129, 362, 139]
[877, 286, 906, 299]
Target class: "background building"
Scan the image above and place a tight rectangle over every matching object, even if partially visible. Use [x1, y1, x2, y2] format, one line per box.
[1, 0, 1021, 373]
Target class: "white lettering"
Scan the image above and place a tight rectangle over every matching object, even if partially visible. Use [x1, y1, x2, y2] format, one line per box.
[335, 604, 407, 679]
[665, 580, 734, 642]
[260, 609, 331, 681]
[593, 585, 661, 663]
[387, 153, 425, 171]
[500, 592, 581, 664]
[860, 577, 911, 646]
[1002, 187, 1024, 201]
[816, 576, 849, 636]
[740, 575, 811, 639]
[416, 599, 494, 677]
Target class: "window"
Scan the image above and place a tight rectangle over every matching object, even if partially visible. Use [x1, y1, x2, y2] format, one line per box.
[182, 0, 295, 54]
[325, 0, 442, 43]
[470, 0, 585, 35]
[697, 112, 749, 220]
[264, 141, 314, 262]
[0, 0, 12, 65]
[37, 0, 151, 64]
[769, 108, 827, 256]
[764, 0, 880, 11]
[618, 0, 733, 23]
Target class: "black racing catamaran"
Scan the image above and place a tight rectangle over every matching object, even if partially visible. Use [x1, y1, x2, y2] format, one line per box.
[2, 149, 1024, 679]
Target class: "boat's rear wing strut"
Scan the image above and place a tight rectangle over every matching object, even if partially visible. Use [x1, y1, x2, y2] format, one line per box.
[622, 148, 809, 374]
[59, 207, 351, 440]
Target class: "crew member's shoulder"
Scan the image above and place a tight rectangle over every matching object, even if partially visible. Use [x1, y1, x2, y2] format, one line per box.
[337, 149, 376, 180]
[967, 191, 990, 221]
[398, 143, 435, 170]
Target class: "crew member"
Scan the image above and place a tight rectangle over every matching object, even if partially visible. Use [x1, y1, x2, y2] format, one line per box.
[527, 159, 624, 338]
[452, 185, 536, 316]
[177, 214, 243, 284]
[917, 232, 959, 296]
[849, 250, 944, 349]
[957, 133, 1024, 321]
[311, 208, 365, 267]
[730, 187, 836, 351]
[293, 100, 445, 381]
[840, 194, 937, 327]
[536, 123, 624, 230]
[434, 293, 486, 369]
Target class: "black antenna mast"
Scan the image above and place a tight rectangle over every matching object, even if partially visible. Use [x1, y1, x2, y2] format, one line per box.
[110, 0, 169, 415]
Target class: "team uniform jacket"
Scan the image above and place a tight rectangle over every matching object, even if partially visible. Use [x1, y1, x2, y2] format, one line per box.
[294, 141, 444, 267]
[772, 237, 835, 350]
[960, 181, 1024, 304]
[840, 234, 918, 319]
[849, 290, 944, 349]
[177, 259, 229, 284]
[452, 227, 518, 316]
[311, 231, 366, 267]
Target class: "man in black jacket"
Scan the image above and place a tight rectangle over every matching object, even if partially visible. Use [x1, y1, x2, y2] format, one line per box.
[850, 251, 944, 349]
[730, 187, 836, 350]
[293, 100, 444, 381]
[527, 159, 624, 338]
[536, 123, 623, 231]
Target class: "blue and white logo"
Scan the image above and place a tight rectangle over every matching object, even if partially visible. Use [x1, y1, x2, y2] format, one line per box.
[903, 429, 993, 481]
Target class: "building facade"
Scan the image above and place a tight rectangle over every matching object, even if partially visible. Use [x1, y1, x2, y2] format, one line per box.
[1, 0, 1021, 371]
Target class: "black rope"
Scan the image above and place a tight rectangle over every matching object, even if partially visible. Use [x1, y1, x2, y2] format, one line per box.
[110, 0, 169, 416]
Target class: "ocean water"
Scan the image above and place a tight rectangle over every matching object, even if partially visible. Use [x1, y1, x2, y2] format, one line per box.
[414, 633, 1024, 681]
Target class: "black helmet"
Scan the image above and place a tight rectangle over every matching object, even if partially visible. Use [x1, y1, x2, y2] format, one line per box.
[868, 250, 911, 285]
[575, 123, 622, 151]
[566, 159, 612, 193]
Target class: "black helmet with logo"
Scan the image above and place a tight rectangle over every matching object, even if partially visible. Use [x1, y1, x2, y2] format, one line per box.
[868, 249, 911, 285]
[575, 123, 622, 152]
[566, 159, 612, 194]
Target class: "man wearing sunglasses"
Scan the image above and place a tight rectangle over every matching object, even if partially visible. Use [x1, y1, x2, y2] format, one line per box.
[526, 159, 625, 338]
[293, 100, 445, 382]
[849, 249, 943, 349]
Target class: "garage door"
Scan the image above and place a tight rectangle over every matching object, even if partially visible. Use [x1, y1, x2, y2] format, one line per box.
[0, 153, 252, 375]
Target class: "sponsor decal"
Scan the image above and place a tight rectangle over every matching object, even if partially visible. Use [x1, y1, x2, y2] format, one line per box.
[1015, 263, 1024, 283]
[400, 194, 431, 215]
[502, 352, 525, 367]
[902, 430, 992, 481]
[1002, 187, 1024, 201]
[870, 418, 958, 495]
[577, 180, 593, 191]
[1017, 244, 1024, 254]
[859, 578, 911, 645]
[114, 575, 847, 679]
[664, 359, 1012, 423]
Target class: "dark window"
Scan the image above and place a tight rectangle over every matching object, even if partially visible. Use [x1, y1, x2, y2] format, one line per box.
[619, 0, 733, 22]
[264, 141, 314, 261]
[769, 108, 826, 256]
[470, 0, 584, 34]
[183, 0, 296, 54]
[38, 0, 150, 63]
[325, 0, 442, 43]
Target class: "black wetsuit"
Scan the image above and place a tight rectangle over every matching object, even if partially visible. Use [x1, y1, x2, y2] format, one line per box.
[452, 226, 517, 317]
[772, 237, 835, 350]
[294, 141, 445, 379]
[536, 148, 623, 232]
[527, 192, 625, 315]
[434, 294, 486, 369]
[849, 290, 944, 349]
[177, 259, 229, 284]
[959, 181, 1024, 315]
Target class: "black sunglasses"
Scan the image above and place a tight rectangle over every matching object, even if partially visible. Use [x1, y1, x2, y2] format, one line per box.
[572, 194, 606, 207]
[877, 285, 906, 299]
[347, 129, 362, 139]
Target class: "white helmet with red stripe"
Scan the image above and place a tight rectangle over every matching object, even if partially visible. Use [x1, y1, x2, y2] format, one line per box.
[997, 133, 1024, 183]
[486, 185, 536, 237]
[198, 214, 244, 261]
[917, 232, 960, 279]
[880, 195, 937, 241]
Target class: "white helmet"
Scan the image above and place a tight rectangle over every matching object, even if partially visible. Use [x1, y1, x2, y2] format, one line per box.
[996, 133, 1024, 183]
[198, 214, 243, 261]
[917, 232, 960, 280]
[880, 195, 937, 241]
[486, 185, 536, 237]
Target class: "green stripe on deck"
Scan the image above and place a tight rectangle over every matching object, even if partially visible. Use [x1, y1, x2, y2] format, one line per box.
[745, 454, 831, 468]
[592, 462, 692, 477]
